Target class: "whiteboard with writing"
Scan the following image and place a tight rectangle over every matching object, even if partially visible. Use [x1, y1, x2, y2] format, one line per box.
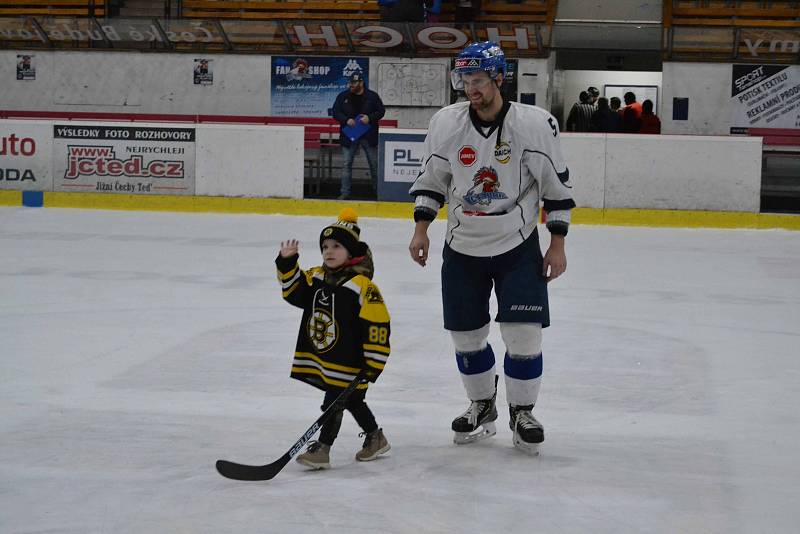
[377, 62, 447, 107]
[604, 85, 659, 111]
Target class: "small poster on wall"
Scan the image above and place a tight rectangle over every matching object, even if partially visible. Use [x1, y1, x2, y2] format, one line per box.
[16, 54, 35, 81]
[193, 58, 213, 85]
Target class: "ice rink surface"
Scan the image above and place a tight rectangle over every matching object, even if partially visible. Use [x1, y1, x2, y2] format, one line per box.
[1, 206, 799, 534]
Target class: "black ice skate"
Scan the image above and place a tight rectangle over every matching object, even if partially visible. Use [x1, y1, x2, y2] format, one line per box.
[509, 404, 544, 454]
[451, 376, 498, 445]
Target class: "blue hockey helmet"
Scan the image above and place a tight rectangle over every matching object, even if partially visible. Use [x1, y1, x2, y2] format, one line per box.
[451, 41, 506, 91]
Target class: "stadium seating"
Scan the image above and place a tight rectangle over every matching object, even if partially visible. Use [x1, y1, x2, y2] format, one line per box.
[665, 1, 800, 28]
[181, 1, 380, 21]
[180, 0, 556, 24]
[0, 0, 105, 16]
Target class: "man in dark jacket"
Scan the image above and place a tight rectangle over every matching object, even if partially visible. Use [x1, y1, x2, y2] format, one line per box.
[590, 97, 621, 133]
[332, 73, 386, 200]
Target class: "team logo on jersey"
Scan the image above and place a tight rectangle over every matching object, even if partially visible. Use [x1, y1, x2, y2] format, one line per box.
[365, 285, 384, 304]
[308, 290, 337, 352]
[463, 166, 509, 206]
[459, 146, 477, 166]
[494, 142, 511, 164]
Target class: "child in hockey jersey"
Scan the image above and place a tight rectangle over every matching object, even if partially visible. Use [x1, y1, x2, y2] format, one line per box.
[276, 208, 391, 469]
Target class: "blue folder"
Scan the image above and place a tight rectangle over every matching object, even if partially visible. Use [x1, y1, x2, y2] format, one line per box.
[343, 117, 371, 142]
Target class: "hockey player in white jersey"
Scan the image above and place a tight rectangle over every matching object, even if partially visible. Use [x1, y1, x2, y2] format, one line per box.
[407, 41, 575, 454]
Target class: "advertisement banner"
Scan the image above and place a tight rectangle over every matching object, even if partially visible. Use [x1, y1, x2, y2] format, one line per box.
[731, 64, 800, 134]
[52, 124, 196, 194]
[0, 121, 52, 191]
[271, 56, 369, 117]
[378, 130, 426, 202]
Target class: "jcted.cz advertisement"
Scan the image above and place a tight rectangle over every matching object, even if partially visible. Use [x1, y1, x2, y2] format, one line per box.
[0, 122, 52, 191]
[731, 64, 800, 134]
[52, 124, 196, 194]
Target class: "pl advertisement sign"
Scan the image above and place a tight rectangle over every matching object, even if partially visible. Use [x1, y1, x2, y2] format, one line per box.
[271, 56, 369, 117]
[378, 130, 426, 202]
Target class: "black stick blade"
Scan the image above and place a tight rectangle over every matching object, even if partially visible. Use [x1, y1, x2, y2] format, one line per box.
[215, 456, 289, 481]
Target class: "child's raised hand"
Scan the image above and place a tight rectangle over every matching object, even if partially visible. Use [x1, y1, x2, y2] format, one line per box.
[280, 239, 299, 258]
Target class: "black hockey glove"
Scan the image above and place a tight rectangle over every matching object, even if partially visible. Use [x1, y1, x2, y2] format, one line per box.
[364, 368, 379, 383]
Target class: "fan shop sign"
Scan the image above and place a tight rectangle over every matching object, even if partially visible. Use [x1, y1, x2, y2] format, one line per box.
[53, 124, 196, 195]
[0, 122, 52, 191]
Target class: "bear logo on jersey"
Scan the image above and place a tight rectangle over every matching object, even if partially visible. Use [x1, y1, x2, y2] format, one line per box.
[308, 290, 337, 352]
[307, 309, 337, 352]
[463, 166, 509, 206]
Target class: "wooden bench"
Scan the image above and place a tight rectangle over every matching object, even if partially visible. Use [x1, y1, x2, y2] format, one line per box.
[665, 1, 800, 28]
[181, 0, 555, 24]
[0, 0, 106, 16]
[182, 0, 380, 21]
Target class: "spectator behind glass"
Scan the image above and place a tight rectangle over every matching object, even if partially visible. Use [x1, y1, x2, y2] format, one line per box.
[621, 91, 642, 133]
[590, 97, 622, 133]
[565, 91, 594, 132]
[379, 0, 425, 22]
[455, 0, 481, 24]
[610, 96, 622, 115]
[425, 0, 441, 21]
[587, 86, 600, 106]
[638, 99, 661, 134]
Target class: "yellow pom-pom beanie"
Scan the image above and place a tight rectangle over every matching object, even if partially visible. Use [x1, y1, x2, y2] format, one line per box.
[319, 207, 367, 257]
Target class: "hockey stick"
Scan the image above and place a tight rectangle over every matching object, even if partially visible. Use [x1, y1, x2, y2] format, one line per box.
[215, 369, 368, 481]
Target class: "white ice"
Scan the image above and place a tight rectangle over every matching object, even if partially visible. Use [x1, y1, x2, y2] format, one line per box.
[1, 207, 799, 534]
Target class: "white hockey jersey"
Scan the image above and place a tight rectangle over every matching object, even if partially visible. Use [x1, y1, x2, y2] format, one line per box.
[409, 100, 575, 257]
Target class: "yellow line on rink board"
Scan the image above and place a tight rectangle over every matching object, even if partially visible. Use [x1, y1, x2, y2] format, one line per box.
[42, 192, 415, 219]
[15, 192, 799, 231]
[0, 190, 21, 205]
[573, 208, 800, 230]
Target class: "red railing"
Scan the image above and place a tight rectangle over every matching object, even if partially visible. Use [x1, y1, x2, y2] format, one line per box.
[0, 110, 397, 128]
[748, 128, 800, 147]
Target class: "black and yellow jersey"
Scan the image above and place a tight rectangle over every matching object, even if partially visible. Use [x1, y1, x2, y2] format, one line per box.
[276, 253, 391, 391]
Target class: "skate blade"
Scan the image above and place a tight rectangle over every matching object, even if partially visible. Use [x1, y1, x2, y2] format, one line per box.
[512, 434, 541, 455]
[454, 421, 497, 445]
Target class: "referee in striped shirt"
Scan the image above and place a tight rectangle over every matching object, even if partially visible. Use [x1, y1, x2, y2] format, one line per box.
[566, 90, 595, 132]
